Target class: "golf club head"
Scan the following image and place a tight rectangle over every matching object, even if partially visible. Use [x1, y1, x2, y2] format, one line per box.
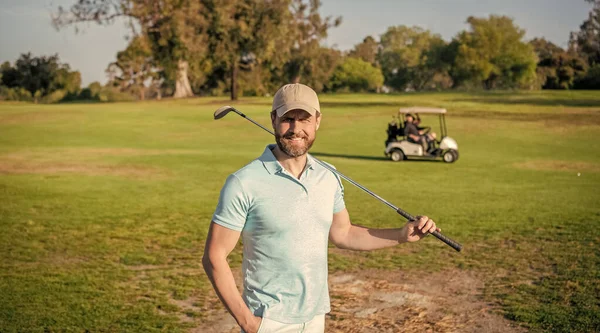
[214, 106, 235, 120]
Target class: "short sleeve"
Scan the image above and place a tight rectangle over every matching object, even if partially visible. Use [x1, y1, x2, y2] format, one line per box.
[333, 174, 346, 214]
[212, 174, 250, 231]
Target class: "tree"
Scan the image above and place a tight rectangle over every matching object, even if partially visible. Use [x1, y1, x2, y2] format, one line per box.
[451, 15, 538, 89]
[348, 36, 379, 66]
[531, 38, 587, 89]
[54, 1, 338, 100]
[530, 38, 564, 60]
[329, 57, 384, 92]
[378, 26, 451, 91]
[283, 0, 342, 87]
[106, 36, 158, 100]
[289, 46, 342, 92]
[1, 53, 58, 96]
[1, 61, 18, 89]
[205, 0, 293, 100]
[54, 67, 82, 93]
[0, 53, 81, 99]
[575, 64, 600, 88]
[53, 0, 210, 98]
[570, 0, 600, 66]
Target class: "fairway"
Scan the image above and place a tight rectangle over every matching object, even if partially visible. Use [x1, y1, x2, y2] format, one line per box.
[1, 91, 599, 332]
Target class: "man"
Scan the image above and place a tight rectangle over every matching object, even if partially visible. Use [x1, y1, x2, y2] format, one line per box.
[413, 114, 432, 136]
[404, 113, 435, 153]
[203, 83, 440, 333]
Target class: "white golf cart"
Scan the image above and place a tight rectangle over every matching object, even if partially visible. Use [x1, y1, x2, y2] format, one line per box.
[384, 107, 459, 163]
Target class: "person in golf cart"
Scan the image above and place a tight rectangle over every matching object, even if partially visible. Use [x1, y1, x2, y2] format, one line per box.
[414, 114, 433, 137]
[404, 113, 436, 153]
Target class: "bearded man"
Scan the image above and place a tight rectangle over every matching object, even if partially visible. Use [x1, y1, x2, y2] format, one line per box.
[203, 83, 439, 333]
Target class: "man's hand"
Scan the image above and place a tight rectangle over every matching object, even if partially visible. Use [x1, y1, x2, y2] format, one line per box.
[400, 216, 440, 243]
[241, 316, 262, 333]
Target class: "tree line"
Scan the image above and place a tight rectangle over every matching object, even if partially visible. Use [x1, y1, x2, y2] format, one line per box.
[1, 0, 599, 102]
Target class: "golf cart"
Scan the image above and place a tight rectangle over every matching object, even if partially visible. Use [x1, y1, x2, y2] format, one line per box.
[384, 107, 459, 163]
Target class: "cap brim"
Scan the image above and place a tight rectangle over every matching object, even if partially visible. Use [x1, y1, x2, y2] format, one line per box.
[275, 102, 318, 117]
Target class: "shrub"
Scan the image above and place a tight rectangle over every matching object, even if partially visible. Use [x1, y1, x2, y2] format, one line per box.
[0, 86, 32, 101]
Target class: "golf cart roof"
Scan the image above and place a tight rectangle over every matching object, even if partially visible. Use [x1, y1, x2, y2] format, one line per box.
[399, 107, 447, 114]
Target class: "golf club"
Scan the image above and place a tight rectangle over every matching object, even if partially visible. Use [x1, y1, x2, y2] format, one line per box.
[214, 105, 463, 252]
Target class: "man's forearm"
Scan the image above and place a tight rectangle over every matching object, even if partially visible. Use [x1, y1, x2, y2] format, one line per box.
[341, 225, 404, 251]
[202, 257, 255, 329]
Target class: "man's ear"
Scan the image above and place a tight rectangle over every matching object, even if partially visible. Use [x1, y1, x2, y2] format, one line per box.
[316, 113, 321, 130]
[270, 111, 276, 129]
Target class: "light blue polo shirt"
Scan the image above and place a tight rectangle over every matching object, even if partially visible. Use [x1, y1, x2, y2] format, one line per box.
[212, 144, 345, 324]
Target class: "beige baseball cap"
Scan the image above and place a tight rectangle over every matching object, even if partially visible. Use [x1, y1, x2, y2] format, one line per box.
[272, 83, 320, 117]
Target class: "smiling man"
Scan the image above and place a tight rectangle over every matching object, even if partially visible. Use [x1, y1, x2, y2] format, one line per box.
[203, 83, 439, 333]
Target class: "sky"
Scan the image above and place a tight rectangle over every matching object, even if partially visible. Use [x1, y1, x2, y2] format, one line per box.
[0, 0, 593, 86]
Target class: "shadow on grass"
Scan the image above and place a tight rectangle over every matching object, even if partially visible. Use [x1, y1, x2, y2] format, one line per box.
[453, 111, 600, 125]
[311, 152, 389, 161]
[452, 98, 600, 108]
[320, 102, 411, 109]
[311, 151, 442, 163]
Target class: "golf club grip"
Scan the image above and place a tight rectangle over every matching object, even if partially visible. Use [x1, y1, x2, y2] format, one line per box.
[397, 208, 462, 252]
[431, 231, 462, 252]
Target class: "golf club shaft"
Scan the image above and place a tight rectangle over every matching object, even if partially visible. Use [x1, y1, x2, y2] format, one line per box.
[228, 108, 462, 252]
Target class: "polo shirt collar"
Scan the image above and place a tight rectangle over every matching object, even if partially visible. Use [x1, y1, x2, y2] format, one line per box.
[260, 144, 315, 175]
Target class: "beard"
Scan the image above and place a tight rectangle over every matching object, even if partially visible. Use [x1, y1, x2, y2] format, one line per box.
[275, 131, 316, 157]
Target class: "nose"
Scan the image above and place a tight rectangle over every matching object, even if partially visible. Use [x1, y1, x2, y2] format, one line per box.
[288, 120, 300, 133]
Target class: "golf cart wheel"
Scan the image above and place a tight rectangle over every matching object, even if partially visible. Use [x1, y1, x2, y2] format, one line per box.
[443, 150, 456, 163]
[451, 150, 459, 161]
[390, 149, 405, 162]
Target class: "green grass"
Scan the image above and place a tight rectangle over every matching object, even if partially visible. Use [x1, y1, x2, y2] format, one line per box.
[1, 90, 599, 332]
